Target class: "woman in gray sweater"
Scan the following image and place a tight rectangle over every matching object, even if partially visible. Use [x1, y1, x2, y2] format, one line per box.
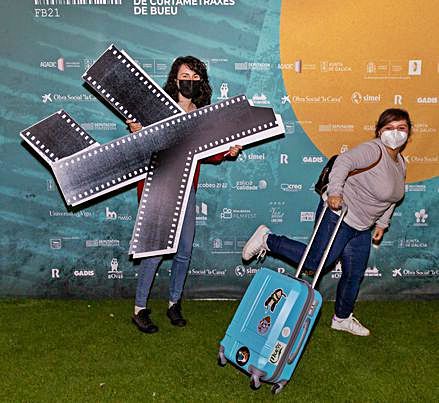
[242, 108, 411, 336]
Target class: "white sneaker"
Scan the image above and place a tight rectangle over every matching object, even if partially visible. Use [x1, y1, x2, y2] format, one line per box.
[242, 225, 271, 261]
[331, 314, 370, 336]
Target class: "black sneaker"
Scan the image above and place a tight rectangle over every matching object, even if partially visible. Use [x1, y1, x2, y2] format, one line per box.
[166, 301, 187, 327]
[132, 308, 159, 334]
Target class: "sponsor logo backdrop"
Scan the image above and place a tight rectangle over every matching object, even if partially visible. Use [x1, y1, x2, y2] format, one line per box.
[1, 0, 438, 299]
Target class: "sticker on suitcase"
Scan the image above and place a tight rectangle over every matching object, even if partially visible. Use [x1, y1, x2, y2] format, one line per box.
[264, 288, 286, 312]
[236, 346, 250, 366]
[269, 341, 287, 365]
[257, 316, 271, 335]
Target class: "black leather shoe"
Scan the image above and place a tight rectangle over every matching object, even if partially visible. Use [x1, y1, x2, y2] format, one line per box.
[166, 301, 187, 327]
[132, 308, 159, 333]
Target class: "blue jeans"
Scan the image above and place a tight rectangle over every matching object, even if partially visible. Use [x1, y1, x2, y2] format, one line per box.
[266, 200, 371, 318]
[134, 188, 196, 307]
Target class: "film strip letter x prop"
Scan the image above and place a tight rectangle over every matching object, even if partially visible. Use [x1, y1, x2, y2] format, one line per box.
[20, 45, 285, 258]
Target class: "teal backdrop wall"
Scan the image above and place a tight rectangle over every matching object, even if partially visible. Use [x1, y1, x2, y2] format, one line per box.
[1, 0, 438, 300]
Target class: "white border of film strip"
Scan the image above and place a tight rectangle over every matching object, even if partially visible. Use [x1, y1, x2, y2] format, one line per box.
[82, 44, 183, 123]
[131, 100, 285, 258]
[20, 110, 97, 166]
[56, 95, 247, 206]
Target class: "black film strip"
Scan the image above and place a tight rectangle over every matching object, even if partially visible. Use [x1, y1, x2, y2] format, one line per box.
[82, 44, 183, 126]
[20, 110, 98, 165]
[129, 95, 285, 257]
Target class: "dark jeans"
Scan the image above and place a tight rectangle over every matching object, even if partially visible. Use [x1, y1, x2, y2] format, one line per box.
[266, 201, 371, 318]
[134, 188, 196, 307]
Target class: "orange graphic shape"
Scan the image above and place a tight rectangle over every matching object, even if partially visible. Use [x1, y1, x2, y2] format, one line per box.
[280, 0, 438, 182]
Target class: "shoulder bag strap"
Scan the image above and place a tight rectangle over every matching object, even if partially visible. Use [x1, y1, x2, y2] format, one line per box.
[347, 144, 382, 178]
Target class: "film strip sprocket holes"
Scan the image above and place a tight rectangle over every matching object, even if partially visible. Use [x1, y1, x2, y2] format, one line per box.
[53, 95, 260, 207]
[82, 44, 183, 127]
[20, 110, 98, 166]
[52, 104, 195, 206]
[129, 95, 284, 257]
[21, 44, 285, 258]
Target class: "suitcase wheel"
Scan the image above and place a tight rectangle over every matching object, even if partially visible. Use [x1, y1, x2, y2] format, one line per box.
[217, 349, 227, 367]
[271, 381, 287, 395]
[250, 375, 261, 390]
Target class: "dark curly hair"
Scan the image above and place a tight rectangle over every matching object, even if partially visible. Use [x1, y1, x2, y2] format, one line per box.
[375, 108, 412, 138]
[163, 56, 212, 108]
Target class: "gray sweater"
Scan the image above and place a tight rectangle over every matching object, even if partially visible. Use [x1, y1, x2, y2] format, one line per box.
[327, 138, 406, 231]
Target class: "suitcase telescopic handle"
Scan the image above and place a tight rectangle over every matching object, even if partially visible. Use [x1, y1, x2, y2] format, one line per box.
[295, 202, 348, 289]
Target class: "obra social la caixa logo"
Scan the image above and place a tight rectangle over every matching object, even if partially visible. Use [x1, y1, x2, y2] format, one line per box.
[392, 267, 439, 278]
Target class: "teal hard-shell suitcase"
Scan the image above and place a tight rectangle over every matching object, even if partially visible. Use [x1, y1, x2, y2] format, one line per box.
[218, 204, 347, 394]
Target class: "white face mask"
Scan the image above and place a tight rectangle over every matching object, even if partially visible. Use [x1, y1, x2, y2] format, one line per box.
[380, 130, 408, 149]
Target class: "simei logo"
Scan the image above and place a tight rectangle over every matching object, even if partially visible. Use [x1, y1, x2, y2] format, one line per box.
[351, 92, 381, 104]
[238, 151, 266, 162]
[234, 265, 246, 277]
[51, 268, 60, 278]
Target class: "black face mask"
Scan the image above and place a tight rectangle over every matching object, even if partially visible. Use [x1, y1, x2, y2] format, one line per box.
[178, 79, 201, 100]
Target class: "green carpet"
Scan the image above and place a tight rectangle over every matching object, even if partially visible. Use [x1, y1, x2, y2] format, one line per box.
[0, 299, 438, 402]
